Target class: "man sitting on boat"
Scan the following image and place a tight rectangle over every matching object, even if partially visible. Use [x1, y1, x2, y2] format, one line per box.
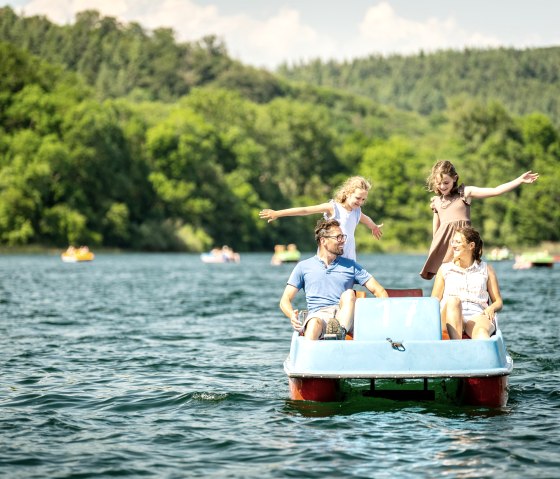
[280, 219, 388, 340]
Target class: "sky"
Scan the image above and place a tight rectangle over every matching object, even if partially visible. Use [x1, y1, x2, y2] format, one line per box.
[3, 0, 560, 70]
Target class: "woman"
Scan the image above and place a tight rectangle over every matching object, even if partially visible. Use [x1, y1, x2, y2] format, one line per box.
[431, 226, 503, 340]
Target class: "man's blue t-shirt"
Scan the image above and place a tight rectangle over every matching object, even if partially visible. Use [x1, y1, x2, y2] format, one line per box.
[287, 255, 372, 313]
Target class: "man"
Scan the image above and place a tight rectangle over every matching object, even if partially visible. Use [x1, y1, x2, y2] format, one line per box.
[280, 219, 388, 340]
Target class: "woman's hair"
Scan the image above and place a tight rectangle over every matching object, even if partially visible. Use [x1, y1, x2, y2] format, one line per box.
[456, 226, 483, 262]
[334, 176, 371, 203]
[314, 219, 341, 245]
[426, 160, 459, 195]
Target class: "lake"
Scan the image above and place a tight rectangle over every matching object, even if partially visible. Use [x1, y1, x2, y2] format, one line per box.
[1, 253, 559, 478]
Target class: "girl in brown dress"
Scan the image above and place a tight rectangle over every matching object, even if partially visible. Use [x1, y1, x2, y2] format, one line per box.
[420, 161, 539, 280]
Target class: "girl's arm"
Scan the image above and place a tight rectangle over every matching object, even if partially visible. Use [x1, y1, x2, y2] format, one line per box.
[431, 269, 445, 300]
[432, 213, 440, 237]
[259, 202, 333, 223]
[464, 171, 539, 200]
[359, 213, 384, 240]
[484, 264, 503, 321]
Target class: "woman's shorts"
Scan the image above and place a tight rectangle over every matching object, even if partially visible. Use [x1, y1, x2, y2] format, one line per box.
[461, 301, 498, 330]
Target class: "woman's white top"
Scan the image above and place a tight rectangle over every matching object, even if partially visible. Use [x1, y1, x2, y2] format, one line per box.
[441, 260, 489, 308]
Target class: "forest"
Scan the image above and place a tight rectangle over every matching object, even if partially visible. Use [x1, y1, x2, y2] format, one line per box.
[0, 6, 559, 253]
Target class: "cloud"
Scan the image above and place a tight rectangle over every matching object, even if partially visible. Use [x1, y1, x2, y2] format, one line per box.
[18, 0, 507, 69]
[21, 0, 334, 69]
[23, 0, 130, 23]
[133, 3, 336, 69]
[357, 2, 502, 55]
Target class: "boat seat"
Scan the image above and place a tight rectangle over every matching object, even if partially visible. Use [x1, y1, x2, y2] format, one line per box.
[353, 297, 442, 341]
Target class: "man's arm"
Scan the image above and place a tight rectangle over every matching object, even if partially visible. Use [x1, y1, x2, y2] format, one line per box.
[280, 284, 302, 330]
[364, 277, 388, 298]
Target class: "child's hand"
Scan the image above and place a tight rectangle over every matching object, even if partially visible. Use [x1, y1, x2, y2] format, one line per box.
[259, 209, 278, 222]
[371, 223, 384, 240]
[519, 171, 539, 184]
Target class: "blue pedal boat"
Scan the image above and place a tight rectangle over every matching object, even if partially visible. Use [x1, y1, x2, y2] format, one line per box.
[284, 292, 513, 407]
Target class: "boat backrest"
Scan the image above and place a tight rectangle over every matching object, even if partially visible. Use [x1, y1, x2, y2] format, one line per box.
[353, 297, 442, 341]
[386, 288, 423, 298]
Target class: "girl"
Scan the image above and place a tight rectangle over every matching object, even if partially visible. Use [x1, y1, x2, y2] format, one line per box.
[420, 160, 538, 280]
[259, 176, 383, 261]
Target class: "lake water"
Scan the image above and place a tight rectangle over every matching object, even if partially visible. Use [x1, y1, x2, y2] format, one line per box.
[1, 253, 559, 478]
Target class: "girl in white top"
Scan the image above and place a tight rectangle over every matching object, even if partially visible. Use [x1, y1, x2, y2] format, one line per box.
[431, 226, 503, 340]
[259, 176, 383, 261]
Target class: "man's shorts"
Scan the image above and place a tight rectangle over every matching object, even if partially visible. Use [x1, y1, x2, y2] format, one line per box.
[302, 306, 340, 338]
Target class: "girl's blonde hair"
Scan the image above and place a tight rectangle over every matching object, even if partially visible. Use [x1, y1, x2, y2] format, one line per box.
[334, 176, 371, 203]
[426, 160, 459, 195]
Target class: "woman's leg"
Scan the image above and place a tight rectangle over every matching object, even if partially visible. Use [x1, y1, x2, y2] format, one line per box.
[443, 297, 464, 340]
[465, 314, 496, 339]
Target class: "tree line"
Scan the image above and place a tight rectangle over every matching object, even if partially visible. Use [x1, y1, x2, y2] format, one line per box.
[0, 8, 558, 252]
[279, 46, 560, 127]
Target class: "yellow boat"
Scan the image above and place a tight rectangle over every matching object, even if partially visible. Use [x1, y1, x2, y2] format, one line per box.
[61, 246, 95, 263]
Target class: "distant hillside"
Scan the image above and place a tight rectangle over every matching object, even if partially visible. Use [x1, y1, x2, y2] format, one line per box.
[278, 47, 560, 125]
[0, 6, 288, 103]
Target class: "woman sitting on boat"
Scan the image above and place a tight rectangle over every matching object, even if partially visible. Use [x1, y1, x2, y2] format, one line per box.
[431, 226, 503, 340]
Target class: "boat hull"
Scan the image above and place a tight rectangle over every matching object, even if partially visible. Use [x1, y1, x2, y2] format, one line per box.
[287, 375, 509, 407]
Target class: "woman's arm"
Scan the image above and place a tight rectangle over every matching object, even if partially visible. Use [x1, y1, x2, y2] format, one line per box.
[484, 264, 503, 321]
[464, 171, 539, 200]
[259, 202, 333, 223]
[359, 213, 384, 240]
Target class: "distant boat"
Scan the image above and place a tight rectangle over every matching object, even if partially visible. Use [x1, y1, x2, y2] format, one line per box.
[486, 247, 513, 261]
[200, 246, 240, 264]
[61, 246, 95, 263]
[513, 252, 554, 269]
[271, 244, 301, 265]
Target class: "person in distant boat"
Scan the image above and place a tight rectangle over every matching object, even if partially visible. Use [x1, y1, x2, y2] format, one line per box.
[271, 244, 286, 265]
[431, 226, 503, 340]
[420, 160, 538, 280]
[221, 245, 240, 263]
[280, 219, 388, 340]
[259, 176, 383, 261]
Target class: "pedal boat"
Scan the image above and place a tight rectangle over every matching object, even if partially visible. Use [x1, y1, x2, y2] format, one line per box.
[61, 249, 95, 262]
[513, 252, 554, 269]
[284, 290, 513, 407]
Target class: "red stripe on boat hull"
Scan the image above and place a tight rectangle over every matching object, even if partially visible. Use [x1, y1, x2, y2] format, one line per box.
[460, 376, 509, 407]
[289, 377, 339, 402]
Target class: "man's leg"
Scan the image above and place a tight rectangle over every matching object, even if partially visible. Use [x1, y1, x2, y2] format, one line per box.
[335, 289, 357, 333]
[304, 317, 324, 340]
